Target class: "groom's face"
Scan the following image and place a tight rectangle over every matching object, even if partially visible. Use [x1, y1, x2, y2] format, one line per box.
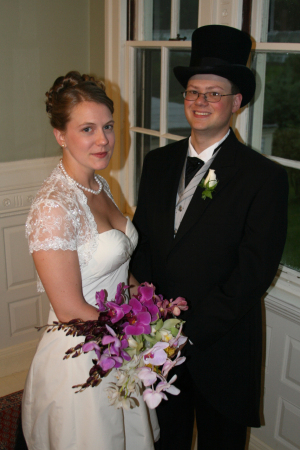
[184, 74, 242, 140]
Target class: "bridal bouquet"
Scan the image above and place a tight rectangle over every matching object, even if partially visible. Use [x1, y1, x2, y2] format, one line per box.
[38, 282, 188, 410]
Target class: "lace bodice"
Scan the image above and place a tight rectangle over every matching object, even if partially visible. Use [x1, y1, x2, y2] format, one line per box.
[26, 163, 115, 291]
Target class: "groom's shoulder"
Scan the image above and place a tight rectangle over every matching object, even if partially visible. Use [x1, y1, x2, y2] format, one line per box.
[229, 132, 286, 177]
[144, 138, 189, 166]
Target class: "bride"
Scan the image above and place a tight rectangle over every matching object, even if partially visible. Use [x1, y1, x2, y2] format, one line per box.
[22, 71, 159, 449]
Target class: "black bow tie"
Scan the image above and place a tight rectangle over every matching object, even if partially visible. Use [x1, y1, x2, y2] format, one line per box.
[185, 156, 205, 187]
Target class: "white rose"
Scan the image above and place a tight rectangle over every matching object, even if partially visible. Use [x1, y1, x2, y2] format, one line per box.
[204, 169, 217, 188]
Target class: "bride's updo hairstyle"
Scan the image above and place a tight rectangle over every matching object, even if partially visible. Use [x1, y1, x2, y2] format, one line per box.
[45, 71, 114, 131]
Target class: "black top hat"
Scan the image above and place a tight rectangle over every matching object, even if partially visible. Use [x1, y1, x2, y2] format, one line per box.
[173, 25, 255, 107]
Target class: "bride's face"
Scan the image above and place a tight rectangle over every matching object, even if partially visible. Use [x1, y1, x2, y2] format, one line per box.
[54, 101, 115, 173]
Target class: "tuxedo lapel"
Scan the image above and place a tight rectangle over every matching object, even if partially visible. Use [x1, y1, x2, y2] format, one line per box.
[170, 130, 240, 251]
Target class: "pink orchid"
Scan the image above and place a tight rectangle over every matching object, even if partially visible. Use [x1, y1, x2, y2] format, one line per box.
[169, 297, 188, 316]
[143, 374, 180, 408]
[137, 367, 159, 387]
[169, 323, 188, 349]
[142, 342, 168, 366]
[156, 299, 170, 318]
[143, 388, 167, 409]
[162, 351, 186, 377]
[157, 297, 188, 318]
[156, 374, 180, 396]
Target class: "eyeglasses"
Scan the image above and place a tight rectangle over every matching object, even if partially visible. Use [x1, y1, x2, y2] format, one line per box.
[182, 90, 235, 103]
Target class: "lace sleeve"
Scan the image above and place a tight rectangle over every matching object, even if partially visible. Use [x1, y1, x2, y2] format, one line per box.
[26, 197, 78, 253]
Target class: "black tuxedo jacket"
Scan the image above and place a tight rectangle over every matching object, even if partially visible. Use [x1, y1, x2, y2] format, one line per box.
[130, 129, 288, 427]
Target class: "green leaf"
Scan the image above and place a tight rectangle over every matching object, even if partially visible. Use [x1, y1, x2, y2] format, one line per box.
[171, 326, 179, 337]
[155, 331, 162, 341]
[163, 319, 180, 330]
[135, 335, 143, 344]
[154, 319, 164, 331]
[143, 334, 158, 345]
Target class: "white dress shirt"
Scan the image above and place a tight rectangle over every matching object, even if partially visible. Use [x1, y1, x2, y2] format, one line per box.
[174, 130, 230, 236]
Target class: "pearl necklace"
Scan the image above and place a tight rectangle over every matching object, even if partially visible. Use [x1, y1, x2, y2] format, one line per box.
[59, 160, 103, 195]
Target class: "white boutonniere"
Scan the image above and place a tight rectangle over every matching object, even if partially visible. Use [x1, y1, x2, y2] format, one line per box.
[199, 169, 218, 200]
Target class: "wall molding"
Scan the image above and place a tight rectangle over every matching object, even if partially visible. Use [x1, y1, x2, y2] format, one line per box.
[0, 156, 59, 192]
[0, 157, 59, 217]
[265, 289, 300, 325]
[249, 434, 274, 450]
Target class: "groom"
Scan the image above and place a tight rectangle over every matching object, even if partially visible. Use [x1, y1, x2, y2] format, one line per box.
[130, 25, 288, 449]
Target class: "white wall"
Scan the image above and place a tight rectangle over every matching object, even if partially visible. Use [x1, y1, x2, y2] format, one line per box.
[0, 0, 91, 163]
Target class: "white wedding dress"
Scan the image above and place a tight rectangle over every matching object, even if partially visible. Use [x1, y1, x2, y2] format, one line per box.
[22, 165, 159, 450]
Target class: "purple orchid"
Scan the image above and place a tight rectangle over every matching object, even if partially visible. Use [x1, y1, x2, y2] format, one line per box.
[102, 325, 121, 352]
[137, 283, 155, 303]
[107, 301, 131, 324]
[119, 338, 131, 361]
[99, 353, 123, 371]
[82, 341, 101, 360]
[142, 342, 169, 366]
[102, 325, 131, 362]
[123, 298, 152, 335]
[95, 290, 107, 312]
[114, 282, 130, 305]
[143, 299, 159, 322]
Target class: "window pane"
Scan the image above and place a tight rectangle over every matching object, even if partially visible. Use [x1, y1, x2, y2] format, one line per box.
[281, 167, 300, 270]
[250, 52, 300, 271]
[153, 0, 171, 40]
[179, 0, 198, 40]
[135, 133, 160, 203]
[261, 53, 300, 161]
[166, 139, 179, 145]
[267, 0, 300, 43]
[135, 49, 161, 131]
[168, 50, 191, 137]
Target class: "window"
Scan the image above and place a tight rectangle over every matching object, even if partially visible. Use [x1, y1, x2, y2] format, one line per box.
[126, 0, 243, 207]
[249, 0, 300, 273]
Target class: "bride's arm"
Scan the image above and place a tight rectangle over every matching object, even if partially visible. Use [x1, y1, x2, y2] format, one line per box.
[128, 272, 139, 297]
[33, 249, 99, 322]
